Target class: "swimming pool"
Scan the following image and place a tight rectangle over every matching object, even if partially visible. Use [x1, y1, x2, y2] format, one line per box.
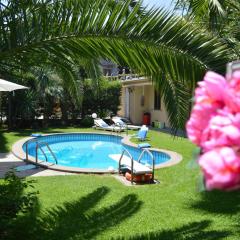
[20, 133, 173, 172]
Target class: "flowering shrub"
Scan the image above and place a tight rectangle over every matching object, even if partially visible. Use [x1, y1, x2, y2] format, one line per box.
[187, 71, 240, 190]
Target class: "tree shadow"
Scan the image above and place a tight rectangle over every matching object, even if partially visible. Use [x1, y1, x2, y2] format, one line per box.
[10, 128, 65, 137]
[0, 161, 49, 178]
[114, 220, 230, 240]
[0, 130, 8, 152]
[0, 127, 104, 153]
[5, 127, 99, 138]
[11, 186, 142, 240]
[5, 183, 233, 240]
[190, 190, 240, 215]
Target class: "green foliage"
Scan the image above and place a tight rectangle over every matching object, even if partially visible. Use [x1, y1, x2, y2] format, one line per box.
[82, 78, 122, 118]
[175, 0, 226, 19]
[174, 0, 240, 55]
[80, 115, 94, 127]
[13, 90, 40, 120]
[0, 171, 38, 239]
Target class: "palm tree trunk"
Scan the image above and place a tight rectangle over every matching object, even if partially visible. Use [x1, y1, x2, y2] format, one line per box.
[0, 92, 2, 126]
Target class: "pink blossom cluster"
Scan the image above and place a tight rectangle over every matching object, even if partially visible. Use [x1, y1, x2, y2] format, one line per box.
[186, 71, 240, 190]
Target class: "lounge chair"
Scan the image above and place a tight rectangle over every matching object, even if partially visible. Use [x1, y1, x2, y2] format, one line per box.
[112, 117, 141, 130]
[129, 125, 148, 141]
[94, 119, 124, 132]
[133, 128, 148, 141]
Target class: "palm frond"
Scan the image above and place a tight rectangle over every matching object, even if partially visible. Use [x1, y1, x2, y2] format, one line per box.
[0, 0, 232, 130]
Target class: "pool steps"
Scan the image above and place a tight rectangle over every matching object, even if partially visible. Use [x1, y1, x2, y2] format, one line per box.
[109, 148, 155, 184]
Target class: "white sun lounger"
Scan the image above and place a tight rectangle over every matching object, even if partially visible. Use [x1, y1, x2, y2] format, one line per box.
[111, 118, 141, 130]
[109, 154, 152, 174]
[94, 119, 124, 132]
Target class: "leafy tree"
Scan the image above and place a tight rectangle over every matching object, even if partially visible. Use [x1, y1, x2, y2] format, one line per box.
[82, 78, 122, 119]
[0, 0, 232, 130]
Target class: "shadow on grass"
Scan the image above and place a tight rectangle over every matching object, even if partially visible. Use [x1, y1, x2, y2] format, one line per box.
[114, 220, 230, 240]
[5, 184, 233, 240]
[0, 130, 8, 152]
[0, 127, 76, 152]
[4, 127, 99, 138]
[190, 190, 240, 215]
[11, 186, 142, 240]
[0, 128, 65, 152]
[10, 128, 67, 137]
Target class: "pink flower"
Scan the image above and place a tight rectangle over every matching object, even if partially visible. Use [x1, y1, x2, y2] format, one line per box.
[186, 71, 227, 146]
[201, 111, 240, 151]
[186, 70, 240, 191]
[196, 71, 227, 102]
[225, 71, 240, 113]
[199, 147, 240, 190]
[186, 104, 217, 145]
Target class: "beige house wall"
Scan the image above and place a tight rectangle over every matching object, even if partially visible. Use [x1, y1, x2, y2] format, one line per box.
[118, 86, 125, 117]
[117, 79, 170, 127]
[129, 86, 148, 124]
[147, 86, 169, 127]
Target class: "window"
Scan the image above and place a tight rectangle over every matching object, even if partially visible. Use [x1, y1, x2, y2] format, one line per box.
[154, 90, 161, 110]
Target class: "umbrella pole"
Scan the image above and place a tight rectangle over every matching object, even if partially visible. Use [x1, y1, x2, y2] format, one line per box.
[0, 92, 2, 126]
[8, 92, 12, 130]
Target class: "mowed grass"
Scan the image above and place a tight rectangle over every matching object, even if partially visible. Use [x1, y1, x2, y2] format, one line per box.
[1, 128, 240, 239]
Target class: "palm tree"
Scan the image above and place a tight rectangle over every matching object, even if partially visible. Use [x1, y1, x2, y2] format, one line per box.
[174, 0, 240, 55]
[175, 0, 227, 20]
[0, 0, 232, 130]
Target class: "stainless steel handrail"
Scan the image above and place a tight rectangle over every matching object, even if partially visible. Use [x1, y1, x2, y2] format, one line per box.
[36, 141, 58, 164]
[25, 138, 39, 161]
[119, 148, 134, 184]
[25, 138, 58, 164]
[137, 149, 155, 182]
[36, 143, 48, 163]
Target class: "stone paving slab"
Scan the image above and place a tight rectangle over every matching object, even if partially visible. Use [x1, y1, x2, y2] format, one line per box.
[0, 153, 75, 178]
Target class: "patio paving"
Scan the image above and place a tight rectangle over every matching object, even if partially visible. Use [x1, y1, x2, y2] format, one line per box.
[0, 153, 75, 178]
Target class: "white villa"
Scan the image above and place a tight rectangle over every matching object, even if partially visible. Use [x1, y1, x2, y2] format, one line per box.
[100, 60, 170, 128]
[117, 76, 170, 127]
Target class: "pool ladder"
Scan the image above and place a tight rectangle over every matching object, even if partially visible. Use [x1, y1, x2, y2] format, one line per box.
[26, 139, 58, 164]
[119, 148, 155, 184]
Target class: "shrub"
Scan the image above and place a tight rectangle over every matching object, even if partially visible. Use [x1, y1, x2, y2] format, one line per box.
[81, 115, 94, 127]
[0, 171, 38, 239]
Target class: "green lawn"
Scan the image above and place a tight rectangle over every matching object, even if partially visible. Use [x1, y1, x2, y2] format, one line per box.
[1, 128, 240, 239]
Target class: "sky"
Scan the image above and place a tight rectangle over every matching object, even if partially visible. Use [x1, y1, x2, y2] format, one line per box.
[142, 0, 173, 10]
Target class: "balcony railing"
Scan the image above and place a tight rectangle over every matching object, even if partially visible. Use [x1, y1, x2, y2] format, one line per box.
[105, 74, 145, 81]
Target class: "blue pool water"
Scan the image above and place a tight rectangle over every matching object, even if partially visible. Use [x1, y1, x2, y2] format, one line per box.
[24, 134, 171, 170]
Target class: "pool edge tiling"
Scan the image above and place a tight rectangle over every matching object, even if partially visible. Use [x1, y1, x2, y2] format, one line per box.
[12, 132, 183, 174]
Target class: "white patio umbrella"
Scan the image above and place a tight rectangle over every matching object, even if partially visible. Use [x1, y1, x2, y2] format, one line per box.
[0, 79, 28, 91]
[0, 79, 28, 129]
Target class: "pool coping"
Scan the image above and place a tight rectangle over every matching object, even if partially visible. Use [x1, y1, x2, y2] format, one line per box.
[12, 132, 183, 174]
